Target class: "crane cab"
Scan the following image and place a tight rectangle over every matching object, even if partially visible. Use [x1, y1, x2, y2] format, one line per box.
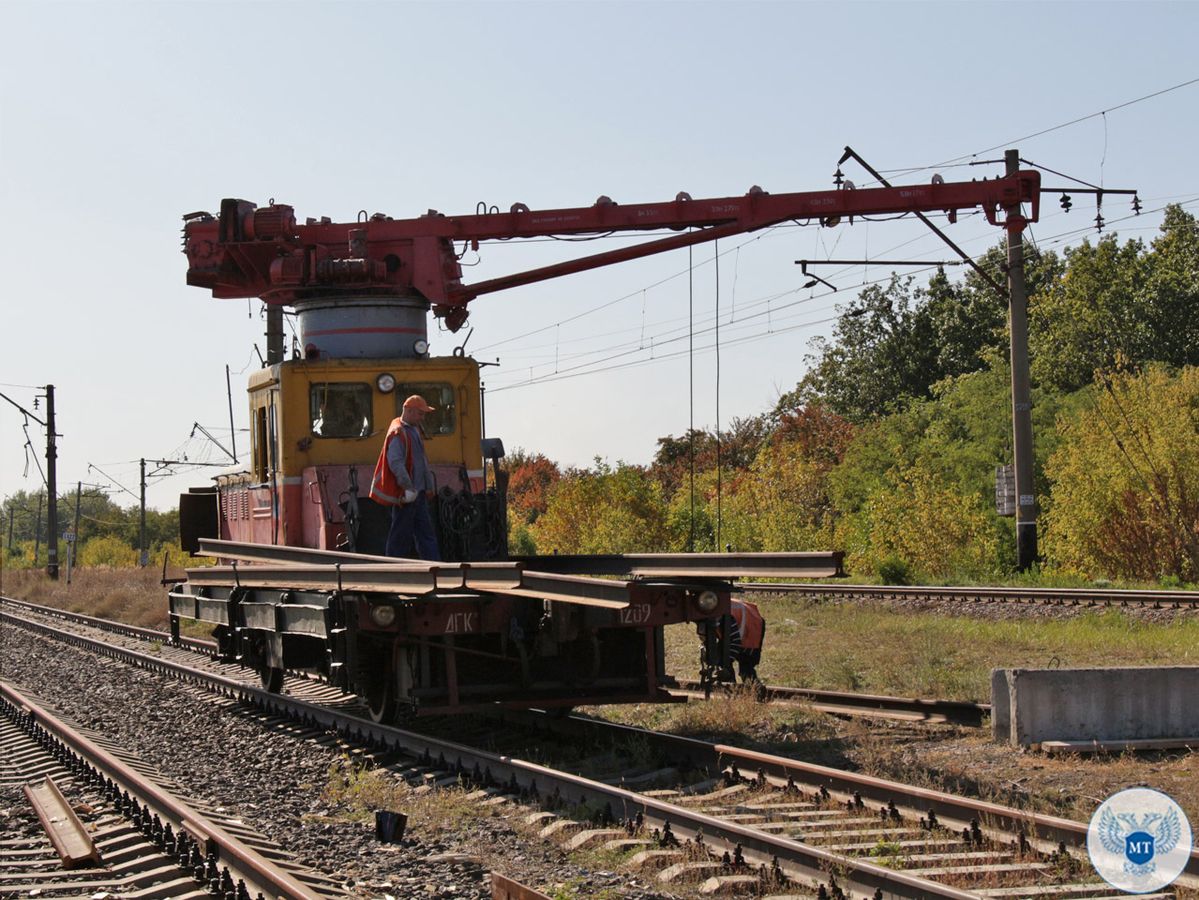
[183, 355, 507, 560]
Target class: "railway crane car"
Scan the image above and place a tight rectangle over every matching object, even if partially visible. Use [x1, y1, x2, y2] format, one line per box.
[168, 167, 1040, 718]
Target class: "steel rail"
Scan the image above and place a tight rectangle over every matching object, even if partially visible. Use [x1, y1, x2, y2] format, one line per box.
[15, 603, 1199, 891]
[0, 594, 216, 654]
[22, 776, 100, 867]
[0, 679, 324, 900]
[736, 581, 1199, 607]
[0, 609, 985, 898]
[510, 551, 846, 579]
[184, 563, 632, 609]
[672, 678, 990, 726]
[197, 538, 846, 580]
[502, 708, 1199, 885]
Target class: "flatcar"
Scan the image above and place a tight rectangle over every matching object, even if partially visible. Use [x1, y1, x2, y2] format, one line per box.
[169, 196, 845, 720]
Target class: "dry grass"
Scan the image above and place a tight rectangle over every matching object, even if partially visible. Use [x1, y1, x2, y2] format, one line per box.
[591, 683, 839, 754]
[1, 566, 183, 629]
[320, 755, 498, 834]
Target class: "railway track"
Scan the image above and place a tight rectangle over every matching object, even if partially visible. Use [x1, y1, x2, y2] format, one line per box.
[0, 680, 341, 899]
[0, 596, 990, 726]
[5, 597, 1196, 897]
[736, 581, 1199, 609]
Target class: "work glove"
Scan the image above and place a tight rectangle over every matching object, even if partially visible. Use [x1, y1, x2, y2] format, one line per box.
[402, 489, 419, 504]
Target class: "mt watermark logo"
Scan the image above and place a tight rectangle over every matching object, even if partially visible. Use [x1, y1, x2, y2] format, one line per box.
[1087, 787, 1193, 893]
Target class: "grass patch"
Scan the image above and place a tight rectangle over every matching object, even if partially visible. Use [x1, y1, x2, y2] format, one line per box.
[590, 682, 840, 755]
[661, 597, 1199, 701]
[321, 755, 497, 835]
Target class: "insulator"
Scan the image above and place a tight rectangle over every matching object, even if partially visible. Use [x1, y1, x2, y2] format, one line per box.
[1095, 212, 1105, 233]
[1059, 193, 1072, 212]
[833, 167, 844, 187]
[1132, 194, 1143, 215]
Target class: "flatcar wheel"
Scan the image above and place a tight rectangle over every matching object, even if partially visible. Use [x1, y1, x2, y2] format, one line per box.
[260, 664, 285, 693]
[364, 675, 395, 724]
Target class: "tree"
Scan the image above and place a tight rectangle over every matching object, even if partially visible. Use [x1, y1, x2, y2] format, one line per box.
[1043, 364, 1199, 582]
[840, 458, 1001, 581]
[1030, 235, 1147, 392]
[1030, 206, 1199, 392]
[783, 243, 1061, 422]
[650, 415, 770, 501]
[531, 460, 669, 554]
[771, 402, 856, 467]
[505, 449, 561, 525]
[789, 275, 941, 422]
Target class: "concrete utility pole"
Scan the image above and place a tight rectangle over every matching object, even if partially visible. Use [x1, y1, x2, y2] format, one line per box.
[265, 306, 284, 364]
[68, 480, 82, 584]
[139, 458, 148, 567]
[1005, 149, 1038, 570]
[45, 384, 59, 579]
[33, 492, 43, 566]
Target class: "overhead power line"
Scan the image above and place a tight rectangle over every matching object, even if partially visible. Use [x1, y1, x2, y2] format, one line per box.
[881, 76, 1199, 180]
[485, 195, 1197, 394]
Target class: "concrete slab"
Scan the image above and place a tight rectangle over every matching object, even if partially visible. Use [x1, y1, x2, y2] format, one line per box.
[562, 828, 628, 851]
[658, 861, 725, 884]
[992, 666, 1199, 747]
[1042, 736, 1199, 754]
[627, 849, 686, 871]
[699, 874, 762, 894]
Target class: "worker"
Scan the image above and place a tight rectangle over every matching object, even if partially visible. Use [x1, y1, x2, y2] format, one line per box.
[700, 597, 766, 684]
[369, 394, 440, 560]
[728, 597, 765, 682]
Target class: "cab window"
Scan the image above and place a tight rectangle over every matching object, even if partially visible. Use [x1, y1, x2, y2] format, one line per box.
[395, 382, 456, 435]
[310, 383, 373, 438]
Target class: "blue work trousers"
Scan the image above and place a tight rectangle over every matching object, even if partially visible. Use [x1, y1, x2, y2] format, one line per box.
[386, 493, 441, 560]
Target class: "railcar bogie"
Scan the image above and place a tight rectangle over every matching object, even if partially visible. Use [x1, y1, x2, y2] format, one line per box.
[168, 573, 732, 719]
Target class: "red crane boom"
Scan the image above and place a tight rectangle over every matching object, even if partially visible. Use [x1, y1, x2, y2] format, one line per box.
[183, 170, 1040, 331]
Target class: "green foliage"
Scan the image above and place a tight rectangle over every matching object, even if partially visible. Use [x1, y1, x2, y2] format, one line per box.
[508, 517, 538, 555]
[1043, 365, 1199, 581]
[532, 459, 669, 554]
[1031, 207, 1199, 392]
[842, 458, 1001, 581]
[1, 487, 181, 568]
[876, 556, 911, 585]
[788, 247, 1062, 424]
[79, 535, 137, 567]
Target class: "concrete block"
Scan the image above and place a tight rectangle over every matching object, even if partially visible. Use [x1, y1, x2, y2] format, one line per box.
[992, 666, 1199, 747]
[990, 668, 1011, 743]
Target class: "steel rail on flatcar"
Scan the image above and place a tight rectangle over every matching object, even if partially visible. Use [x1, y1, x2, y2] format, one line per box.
[735, 581, 1199, 607]
[170, 540, 846, 715]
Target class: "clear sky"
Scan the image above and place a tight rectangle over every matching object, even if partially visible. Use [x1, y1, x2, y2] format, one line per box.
[1, 0, 1197, 513]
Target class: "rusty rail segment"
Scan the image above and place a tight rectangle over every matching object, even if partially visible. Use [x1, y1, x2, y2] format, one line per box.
[21, 776, 100, 868]
[0, 679, 325, 900]
[673, 678, 990, 726]
[184, 562, 633, 609]
[737, 581, 1199, 606]
[491, 872, 553, 899]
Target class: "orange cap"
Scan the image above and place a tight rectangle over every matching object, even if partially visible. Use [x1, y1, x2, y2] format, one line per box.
[402, 394, 436, 412]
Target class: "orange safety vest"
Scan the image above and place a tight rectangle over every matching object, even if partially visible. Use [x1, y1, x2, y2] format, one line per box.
[730, 599, 765, 650]
[369, 417, 413, 507]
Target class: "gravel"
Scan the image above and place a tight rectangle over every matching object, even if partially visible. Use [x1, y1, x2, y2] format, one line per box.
[0, 621, 681, 899]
